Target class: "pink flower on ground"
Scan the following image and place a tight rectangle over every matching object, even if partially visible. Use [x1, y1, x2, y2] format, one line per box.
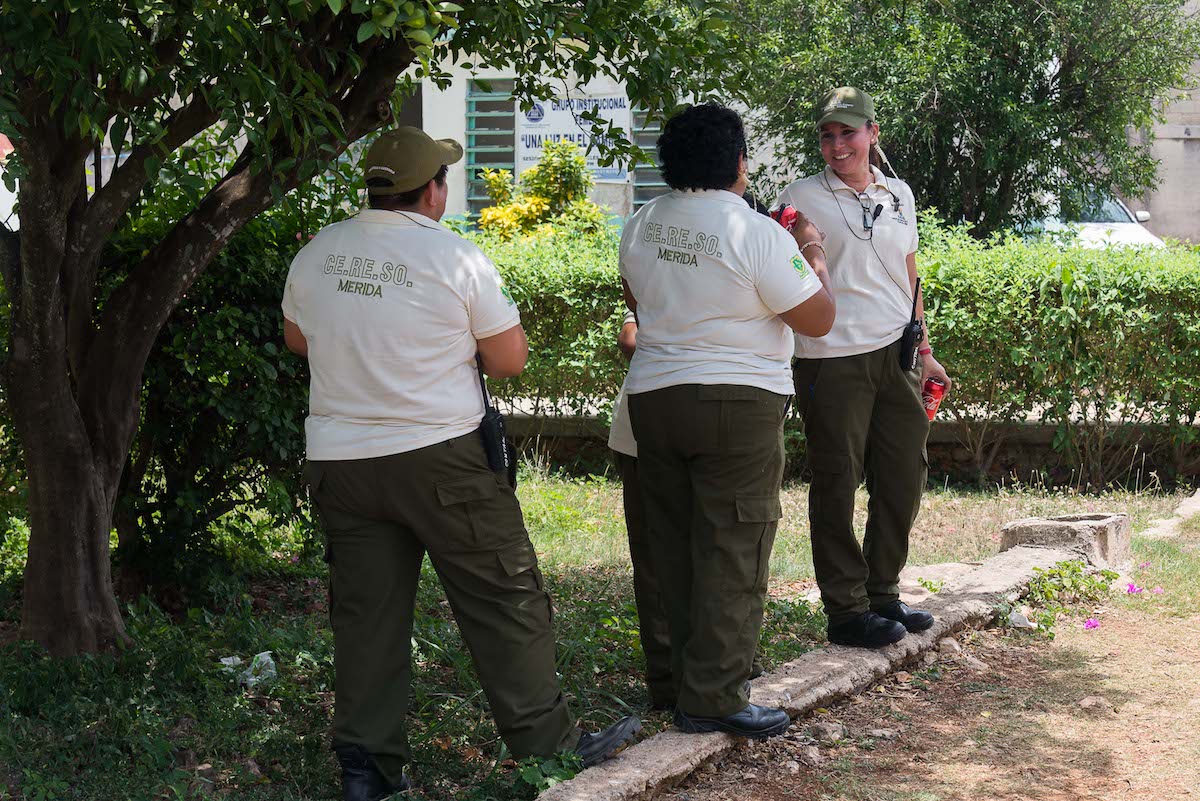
[1126, 582, 1144, 594]
[1138, 561, 1152, 569]
[1152, 587, 1164, 594]
[296, 232, 303, 240]
[1084, 618, 1100, 630]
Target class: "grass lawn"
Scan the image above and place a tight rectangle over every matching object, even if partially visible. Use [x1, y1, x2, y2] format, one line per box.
[0, 471, 1190, 801]
[521, 469, 1187, 583]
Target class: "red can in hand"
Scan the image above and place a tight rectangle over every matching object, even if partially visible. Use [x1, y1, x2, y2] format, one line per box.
[922, 378, 946, 421]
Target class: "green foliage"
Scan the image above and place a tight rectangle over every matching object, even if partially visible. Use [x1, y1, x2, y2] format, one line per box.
[477, 142, 609, 238]
[1026, 560, 1120, 610]
[1011, 559, 1119, 636]
[758, 597, 826, 666]
[917, 576, 945, 594]
[920, 217, 1200, 486]
[0, 515, 29, 601]
[0, 0, 462, 191]
[102, 141, 362, 599]
[468, 226, 627, 421]
[739, 0, 1200, 233]
[514, 752, 584, 794]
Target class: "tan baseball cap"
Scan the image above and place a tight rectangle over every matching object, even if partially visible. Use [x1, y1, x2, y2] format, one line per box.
[362, 126, 463, 195]
[814, 87, 875, 131]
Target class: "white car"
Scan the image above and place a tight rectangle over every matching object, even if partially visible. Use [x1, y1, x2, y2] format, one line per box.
[1038, 191, 1164, 249]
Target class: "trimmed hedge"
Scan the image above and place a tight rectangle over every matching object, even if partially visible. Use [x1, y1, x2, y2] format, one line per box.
[471, 227, 627, 418]
[479, 219, 1200, 486]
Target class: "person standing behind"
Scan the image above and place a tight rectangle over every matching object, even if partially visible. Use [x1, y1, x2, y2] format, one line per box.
[775, 87, 953, 649]
[608, 310, 674, 711]
[282, 126, 640, 801]
[621, 103, 835, 739]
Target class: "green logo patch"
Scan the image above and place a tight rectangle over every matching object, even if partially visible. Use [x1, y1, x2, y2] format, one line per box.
[791, 255, 810, 273]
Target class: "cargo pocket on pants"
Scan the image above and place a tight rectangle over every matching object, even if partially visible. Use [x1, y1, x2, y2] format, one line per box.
[435, 473, 501, 550]
[807, 450, 849, 515]
[497, 540, 554, 623]
[735, 494, 781, 590]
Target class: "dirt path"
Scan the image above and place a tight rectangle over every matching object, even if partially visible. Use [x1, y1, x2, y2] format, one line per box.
[666, 609, 1200, 801]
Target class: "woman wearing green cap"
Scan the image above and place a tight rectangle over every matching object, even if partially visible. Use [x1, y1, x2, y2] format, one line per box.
[774, 87, 953, 649]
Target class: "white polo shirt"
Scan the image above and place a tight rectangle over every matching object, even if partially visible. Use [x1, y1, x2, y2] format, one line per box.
[608, 309, 638, 458]
[775, 166, 918, 360]
[282, 209, 520, 460]
[619, 189, 824, 397]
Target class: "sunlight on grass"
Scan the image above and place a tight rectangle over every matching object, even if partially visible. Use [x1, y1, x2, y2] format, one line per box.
[1125, 526, 1200, 618]
[519, 464, 1189, 584]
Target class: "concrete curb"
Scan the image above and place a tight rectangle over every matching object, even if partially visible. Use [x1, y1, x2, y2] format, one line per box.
[541, 545, 1074, 801]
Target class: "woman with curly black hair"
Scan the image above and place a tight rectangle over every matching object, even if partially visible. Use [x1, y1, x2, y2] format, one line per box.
[619, 102, 835, 739]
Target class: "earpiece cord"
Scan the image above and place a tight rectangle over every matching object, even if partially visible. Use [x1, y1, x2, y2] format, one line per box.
[386, 208, 441, 231]
[821, 168, 914, 305]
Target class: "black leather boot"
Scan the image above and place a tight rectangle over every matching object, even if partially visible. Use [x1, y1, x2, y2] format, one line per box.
[573, 715, 642, 767]
[873, 600, 935, 633]
[827, 611, 907, 648]
[674, 703, 791, 739]
[334, 743, 412, 801]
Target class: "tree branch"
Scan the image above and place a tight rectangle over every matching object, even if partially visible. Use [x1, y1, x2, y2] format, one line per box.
[76, 39, 417, 484]
[60, 94, 220, 385]
[73, 94, 219, 265]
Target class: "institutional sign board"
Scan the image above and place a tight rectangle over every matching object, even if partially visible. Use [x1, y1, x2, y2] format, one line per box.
[515, 94, 631, 183]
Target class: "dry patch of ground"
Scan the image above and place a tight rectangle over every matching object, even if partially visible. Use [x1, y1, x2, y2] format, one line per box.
[667, 610, 1200, 801]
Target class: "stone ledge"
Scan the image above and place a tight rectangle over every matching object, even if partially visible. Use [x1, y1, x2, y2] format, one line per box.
[999, 513, 1131, 568]
[541, 545, 1074, 801]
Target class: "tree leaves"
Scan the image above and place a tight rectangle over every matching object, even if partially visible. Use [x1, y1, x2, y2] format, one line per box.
[738, 0, 1200, 234]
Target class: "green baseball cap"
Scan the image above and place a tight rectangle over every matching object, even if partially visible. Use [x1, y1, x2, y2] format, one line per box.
[363, 126, 463, 195]
[814, 87, 875, 131]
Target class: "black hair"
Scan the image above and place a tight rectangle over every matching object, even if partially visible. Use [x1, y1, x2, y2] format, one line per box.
[369, 164, 449, 209]
[743, 191, 770, 215]
[656, 102, 747, 191]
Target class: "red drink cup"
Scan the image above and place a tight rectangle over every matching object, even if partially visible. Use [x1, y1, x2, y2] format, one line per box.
[922, 378, 946, 421]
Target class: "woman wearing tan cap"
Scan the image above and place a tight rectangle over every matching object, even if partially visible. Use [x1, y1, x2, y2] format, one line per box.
[774, 87, 953, 649]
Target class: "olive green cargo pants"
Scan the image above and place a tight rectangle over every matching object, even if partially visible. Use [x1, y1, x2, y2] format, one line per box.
[793, 340, 930, 627]
[306, 432, 577, 786]
[615, 451, 675, 708]
[627, 384, 788, 718]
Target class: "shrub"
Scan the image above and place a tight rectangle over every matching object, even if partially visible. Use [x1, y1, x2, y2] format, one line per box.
[469, 225, 627, 420]
[921, 214, 1200, 486]
[99, 142, 360, 599]
[478, 213, 1200, 486]
[477, 141, 609, 237]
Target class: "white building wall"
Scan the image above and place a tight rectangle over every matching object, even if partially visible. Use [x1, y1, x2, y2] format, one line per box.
[421, 67, 636, 219]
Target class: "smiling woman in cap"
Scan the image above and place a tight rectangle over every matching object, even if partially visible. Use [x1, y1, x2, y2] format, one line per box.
[774, 87, 953, 650]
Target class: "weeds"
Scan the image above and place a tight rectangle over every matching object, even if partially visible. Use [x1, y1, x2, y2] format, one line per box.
[513, 752, 583, 794]
[1006, 560, 1119, 638]
[917, 576, 946, 594]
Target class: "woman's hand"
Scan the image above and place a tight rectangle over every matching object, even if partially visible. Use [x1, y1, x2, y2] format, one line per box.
[790, 210, 825, 249]
[921, 353, 952, 393]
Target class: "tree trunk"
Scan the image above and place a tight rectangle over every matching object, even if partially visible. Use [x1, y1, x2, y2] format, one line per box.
[17, 415, 129, 654]
[6, 292, 131, 653]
